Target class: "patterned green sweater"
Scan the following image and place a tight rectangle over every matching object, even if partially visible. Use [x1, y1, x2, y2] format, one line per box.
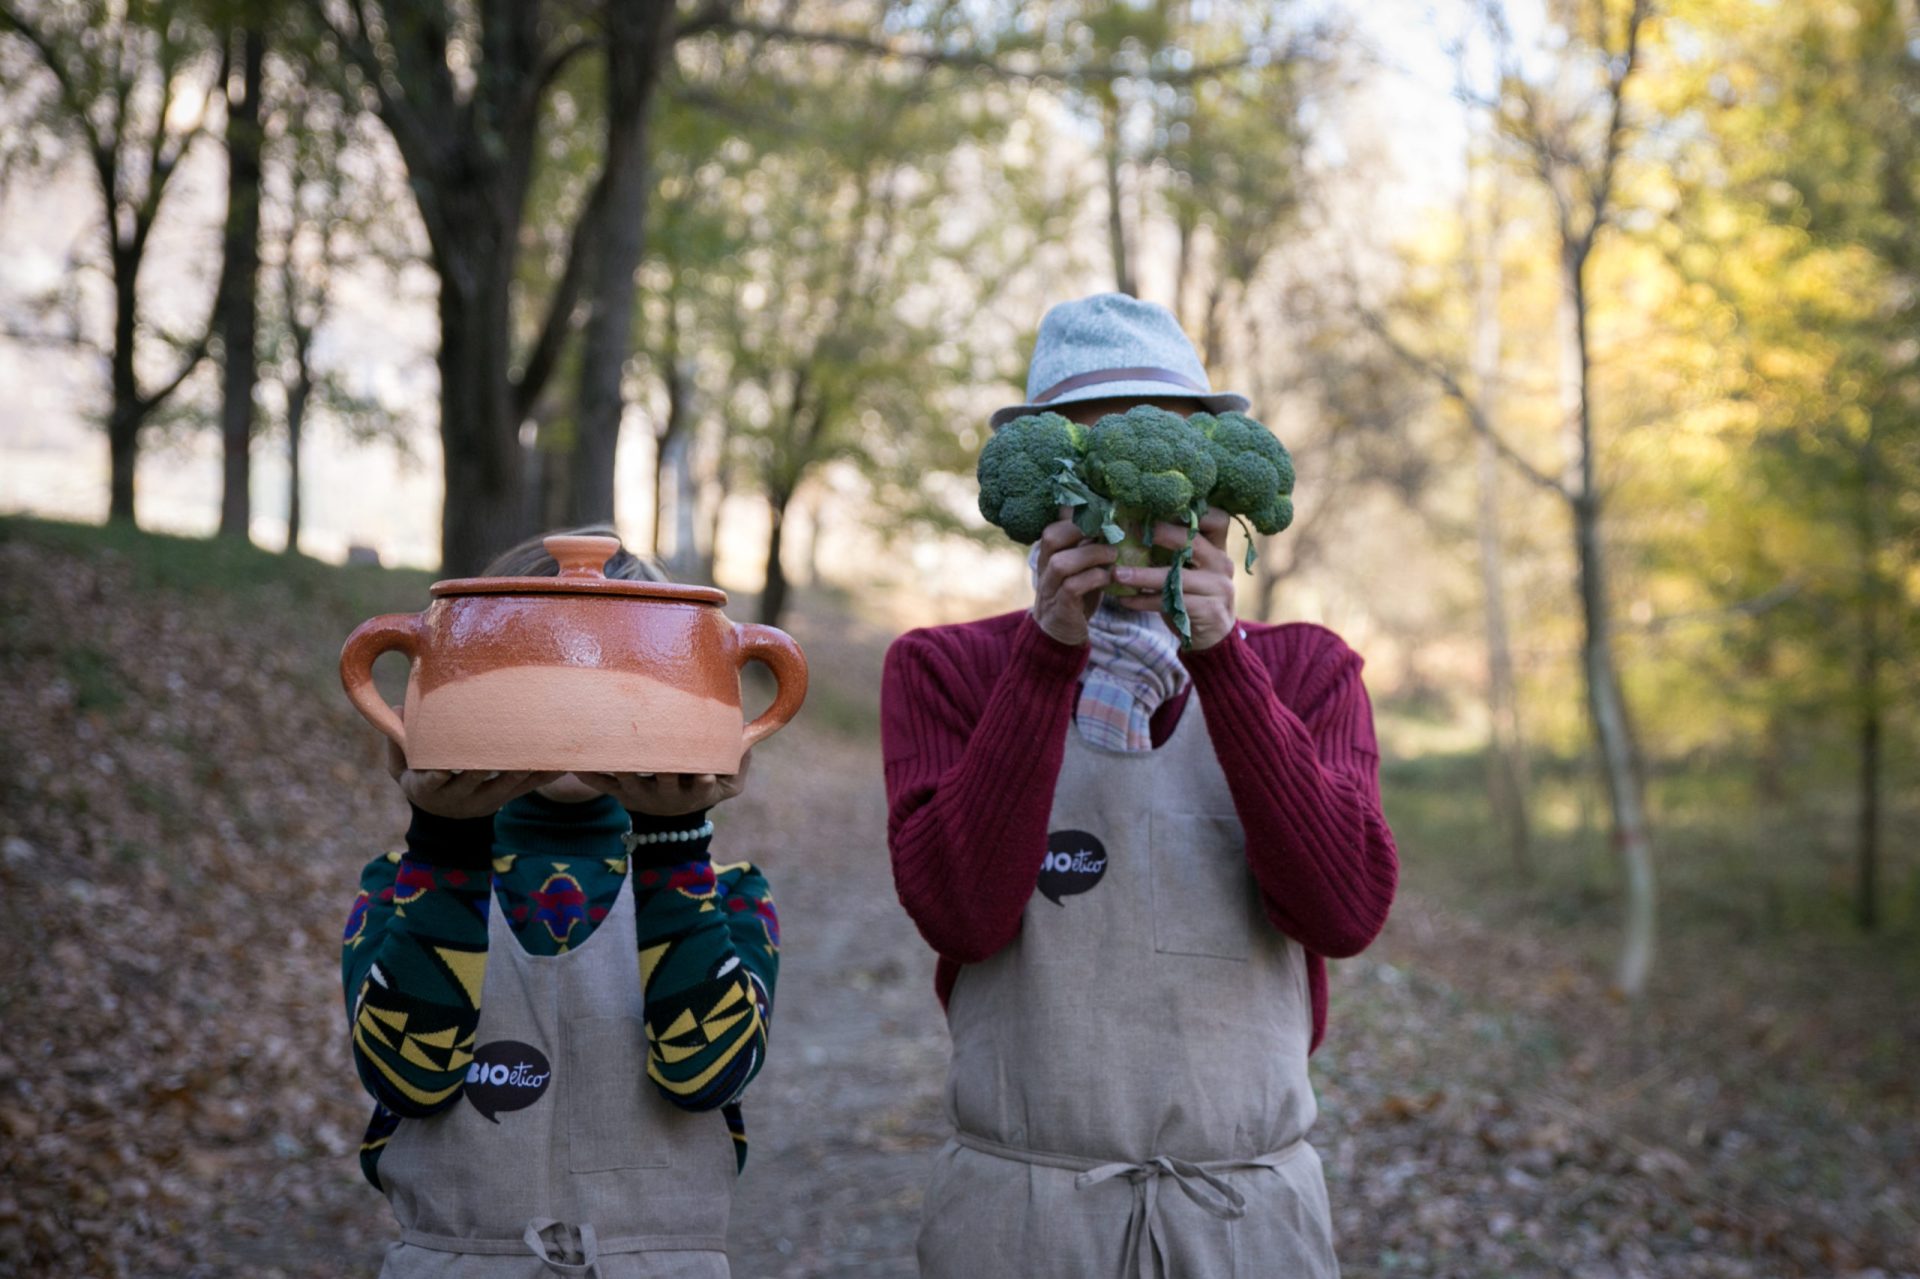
[341, 793, 779, 1185]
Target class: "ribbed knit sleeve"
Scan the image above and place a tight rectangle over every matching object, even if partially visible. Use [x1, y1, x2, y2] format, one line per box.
[1181, 625, 1398, 960]
[881, 612, 1088, 964]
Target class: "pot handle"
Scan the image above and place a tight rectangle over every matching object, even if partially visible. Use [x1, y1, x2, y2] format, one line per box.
[733, 623, 809, 751]
[340, 613, 423, 755]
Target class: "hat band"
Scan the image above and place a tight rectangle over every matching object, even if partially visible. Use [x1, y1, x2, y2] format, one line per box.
[1032, 366, 1209, 403]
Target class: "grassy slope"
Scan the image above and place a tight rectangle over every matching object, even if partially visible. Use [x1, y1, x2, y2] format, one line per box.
[0, 518, 444, 1274]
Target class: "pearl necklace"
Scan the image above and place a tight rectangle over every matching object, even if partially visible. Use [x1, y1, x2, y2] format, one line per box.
[621, 819, 715, 852]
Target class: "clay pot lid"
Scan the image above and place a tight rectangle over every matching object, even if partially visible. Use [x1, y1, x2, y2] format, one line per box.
[430, 535, 729, 604]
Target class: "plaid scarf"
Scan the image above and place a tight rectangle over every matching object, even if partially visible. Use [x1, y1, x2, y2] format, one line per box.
[1030, 546, 1191, 752]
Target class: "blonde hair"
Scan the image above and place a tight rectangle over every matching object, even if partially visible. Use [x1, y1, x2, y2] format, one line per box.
[481, 524, 670, 583]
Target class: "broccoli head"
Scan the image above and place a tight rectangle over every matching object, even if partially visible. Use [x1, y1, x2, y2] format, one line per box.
[1084, 406, 1218, 525]
[1191, 410, 1296, 535]
[976, 411, 1089, 544]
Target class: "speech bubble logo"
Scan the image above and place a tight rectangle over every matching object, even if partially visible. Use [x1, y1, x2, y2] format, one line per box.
[463, 1040, 552, 1123]
[1038, 829, 1109, 907]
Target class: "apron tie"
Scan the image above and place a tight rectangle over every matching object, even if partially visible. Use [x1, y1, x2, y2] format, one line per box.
[953, 1129, 1304, 1279]
[522, 1218, 601, 1276]
[1076, 1156, 1247, 1279]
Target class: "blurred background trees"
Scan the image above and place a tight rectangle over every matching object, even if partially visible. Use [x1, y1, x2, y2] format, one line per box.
[0, 0, 1915, 964]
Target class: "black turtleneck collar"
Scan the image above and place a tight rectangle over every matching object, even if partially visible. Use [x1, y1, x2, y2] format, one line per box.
[495, 790, 629, 855]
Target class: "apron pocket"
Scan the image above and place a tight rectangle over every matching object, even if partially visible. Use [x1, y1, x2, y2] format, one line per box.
[1149, 811, 1255, 961]
[566, 1015, 671, 1172]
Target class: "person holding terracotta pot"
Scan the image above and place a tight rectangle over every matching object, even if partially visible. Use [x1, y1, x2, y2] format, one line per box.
[340, 527, 780, 1278]
[882, 294, 1399, 1277]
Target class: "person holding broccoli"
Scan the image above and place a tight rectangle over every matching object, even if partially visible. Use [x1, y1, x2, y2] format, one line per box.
[882, 293, 1397, 1277]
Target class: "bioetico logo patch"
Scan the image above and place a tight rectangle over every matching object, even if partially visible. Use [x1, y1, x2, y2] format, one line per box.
[464, 1041, 552, 1122]
[1038, 829, 1108, 906]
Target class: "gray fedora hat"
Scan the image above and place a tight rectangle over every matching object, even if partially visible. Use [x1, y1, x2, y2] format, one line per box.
[989, 292, 1250, 429]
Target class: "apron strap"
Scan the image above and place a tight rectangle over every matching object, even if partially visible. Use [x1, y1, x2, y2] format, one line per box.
[956, 1130, 1305, 1279]
[523, 1219, 600, 1276]
[399, 1220, 730, 1268]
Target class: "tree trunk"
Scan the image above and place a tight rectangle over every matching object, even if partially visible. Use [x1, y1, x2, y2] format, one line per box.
[1102, 94, 1133, 296]
[1201, 278, 1226, 379]
[1562, 249, 1655, 997]
[567, 1, 674, 528]
[759, 485, 793, 627]
[669, 429, 700, 579]
[107, 245, 141, 524]
[436, 247, 528, 575]
[1856, 646, 1882, 932]
[1852, 422, 1886, 931]
[529, 420, 573, 532]
[803, 490, 825, 587]
[701, 445, 733, 586]
[217, 23, 265, 542]
[1173, 212, 1195, 331]
[654, 354, 698, 574]
[1469, 163, 1531, 877]
[1478, 428, 1533, 876]
[284, 361, 308, 554]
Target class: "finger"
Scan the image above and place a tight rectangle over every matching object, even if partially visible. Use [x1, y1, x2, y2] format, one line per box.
[1148, 521, 1195, 552]
[1198, 506, 1231, 549]
[501, 771, 565, 800]
[1043, 542, 1120, 583]
[444, 769, 495, 797]
[1186, 529, 1233, 575]
[400, 769, 454, 804]
[1038, 519, 1087, 555]
[1174, 564, 1231, 594]
[1113, 565, 1169, 592]
[1115, 593, 1167, 611]
[1058, 566, 1115, 598]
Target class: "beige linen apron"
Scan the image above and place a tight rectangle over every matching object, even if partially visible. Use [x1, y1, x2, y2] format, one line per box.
[919, 696, 1340, 1279]
[375, 872, 737, 1278]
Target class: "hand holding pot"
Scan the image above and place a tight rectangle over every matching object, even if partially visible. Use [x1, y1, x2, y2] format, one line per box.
[383, 705, 562, 819]
[577, 750, 752, 817]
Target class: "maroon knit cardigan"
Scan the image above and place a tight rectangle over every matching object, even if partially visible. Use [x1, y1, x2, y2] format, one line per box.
[880, 610, 1399, 1052]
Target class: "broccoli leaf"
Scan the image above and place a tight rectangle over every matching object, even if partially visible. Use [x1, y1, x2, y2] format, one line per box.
[1053, 462, 1124, 543]
[1235, 515, 1259, 573]
[1162, 541, 1194, 646]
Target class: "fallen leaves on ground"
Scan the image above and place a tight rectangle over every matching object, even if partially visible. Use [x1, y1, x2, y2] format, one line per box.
[0, 523, 1914, 1278]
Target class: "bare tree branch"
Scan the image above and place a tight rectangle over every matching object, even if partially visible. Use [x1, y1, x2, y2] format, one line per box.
[135, 329, 212, 416]
[671, 0, 735, 43]
[0, 4, 107, 157]
[708, 18, 1260, 85]
[511, 169, 608, 422]
[1355, 303, 1570, 499]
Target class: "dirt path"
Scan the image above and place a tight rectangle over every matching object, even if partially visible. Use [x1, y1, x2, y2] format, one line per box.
[719, 726, 947, 1276]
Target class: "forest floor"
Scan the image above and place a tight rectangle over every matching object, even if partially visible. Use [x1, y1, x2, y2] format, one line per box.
[0, 516, 1914, 1279]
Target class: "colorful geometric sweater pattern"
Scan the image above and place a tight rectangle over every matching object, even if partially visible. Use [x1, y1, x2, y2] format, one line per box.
[341, 792, 778, 1184]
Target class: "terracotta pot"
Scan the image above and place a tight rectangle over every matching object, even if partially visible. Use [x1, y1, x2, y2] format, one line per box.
[339, 534, 808, 774]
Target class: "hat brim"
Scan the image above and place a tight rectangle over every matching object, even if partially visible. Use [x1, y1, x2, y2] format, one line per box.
[989, 382, 1251, 429]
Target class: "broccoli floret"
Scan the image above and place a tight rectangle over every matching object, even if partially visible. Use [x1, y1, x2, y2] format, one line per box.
[1192, 410, 1295, 535]
[976, 412, 1090, 544]
[1084, 406, 1218, 527]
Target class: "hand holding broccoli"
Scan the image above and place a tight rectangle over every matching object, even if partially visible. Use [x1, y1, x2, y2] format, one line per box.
[977, 404, 1293, 647]
[1110, 509, 1239, 651]
[1030, 514, 1121, 647]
